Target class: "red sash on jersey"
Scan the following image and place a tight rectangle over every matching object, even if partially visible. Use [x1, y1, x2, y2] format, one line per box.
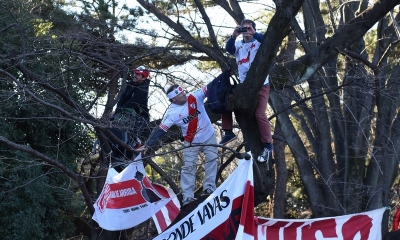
[184, 95, 198, 143]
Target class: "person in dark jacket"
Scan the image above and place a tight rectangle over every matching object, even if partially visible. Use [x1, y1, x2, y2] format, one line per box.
[112, 66, 151, 151]
[115, 66, 150, 121]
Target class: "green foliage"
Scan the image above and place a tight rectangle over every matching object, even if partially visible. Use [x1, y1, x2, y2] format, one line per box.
[0, 160, 75, 240]
[0, 1, 94, 238]
[0, 77, 93, 238]
[151, 146, 183, 185]
[76, 0, 141, 31]
[32, 19, 54, 37]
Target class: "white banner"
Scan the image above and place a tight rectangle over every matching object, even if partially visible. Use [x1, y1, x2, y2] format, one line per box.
[92, 154, 176, 231]
[92, 153, 386, 239]
[255, 207, 386, 240]
[154, 156, 254, 240]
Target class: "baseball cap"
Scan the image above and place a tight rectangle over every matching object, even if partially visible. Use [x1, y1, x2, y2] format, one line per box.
[132, 66, 149, 79]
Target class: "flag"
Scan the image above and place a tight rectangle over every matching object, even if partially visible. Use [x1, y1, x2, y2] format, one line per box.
[255, 207, 386, 240]
[92, 154, 176, 231]
[152, 184, 181, 233]
[152, 151, 386, 240]
[154, 153, 255, 239]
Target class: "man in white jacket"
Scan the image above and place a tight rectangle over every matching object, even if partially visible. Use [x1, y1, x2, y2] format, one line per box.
[221, 19, 273, 164]
[138, 85, 218, 206]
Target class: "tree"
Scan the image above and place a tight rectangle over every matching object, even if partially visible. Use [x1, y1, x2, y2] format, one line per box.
[0, 0, 210, 238]
[113, 0, 400, 235]
[1, 0, 400, 239]
[0, 1, 94, 239]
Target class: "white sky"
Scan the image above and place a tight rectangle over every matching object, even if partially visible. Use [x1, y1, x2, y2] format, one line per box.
[64, 1, 276, 118]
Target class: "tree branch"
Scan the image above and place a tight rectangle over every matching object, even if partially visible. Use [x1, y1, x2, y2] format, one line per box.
[0, 136, 95, 214]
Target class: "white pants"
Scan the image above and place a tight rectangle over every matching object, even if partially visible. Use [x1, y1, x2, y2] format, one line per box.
[181, 134, 218, 200]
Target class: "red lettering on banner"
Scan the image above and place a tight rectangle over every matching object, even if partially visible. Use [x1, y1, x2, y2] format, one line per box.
[257, 213, 376, 240]
[97, 183, 111, 212]
[283, 222, 304, 239]
[302, 219, 337, 240]
[256, 218, 268, 225]
[266, 221, 289, 239]
[342, 215, 372, 240]
[260, 221, 305, 240]
[107, 179, 145, 209]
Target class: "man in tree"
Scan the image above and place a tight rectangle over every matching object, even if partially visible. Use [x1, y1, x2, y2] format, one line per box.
[112, 66, 151, 145]
[107, 66, 151, 169]
[138, 85, 218, 206]
[115, 66, 150, 124]
[221, 19, 273, 163]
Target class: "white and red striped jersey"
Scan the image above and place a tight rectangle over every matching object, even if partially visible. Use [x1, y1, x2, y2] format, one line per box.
[159, 86, 214, 143]
[234, 38, 269, 85]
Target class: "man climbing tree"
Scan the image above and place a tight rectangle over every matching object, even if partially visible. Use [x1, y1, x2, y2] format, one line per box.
[108, 66, 151, 169]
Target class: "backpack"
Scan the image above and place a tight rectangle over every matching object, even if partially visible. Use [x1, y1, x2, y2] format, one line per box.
[207, 68, 239, 114]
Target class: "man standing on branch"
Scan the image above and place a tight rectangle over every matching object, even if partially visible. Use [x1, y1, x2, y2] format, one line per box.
[105, 66, 151, 170]
[112, 66, 151, 145]
[221, 19, 273, 163]
[115, 66, 150, 123]
[138, 85, 218, 206]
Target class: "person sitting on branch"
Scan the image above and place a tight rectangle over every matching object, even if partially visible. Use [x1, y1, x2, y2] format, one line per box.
[221, 19, 273, 163]
[115, 65, 150, 123]
[109, 66, 151, 164]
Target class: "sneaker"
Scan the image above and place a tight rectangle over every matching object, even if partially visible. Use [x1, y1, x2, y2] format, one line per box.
[182, 197, 197, 206]
[257, 147, 272, 163]
[203, 188, 214, 196]
[219, 132, 237, 145]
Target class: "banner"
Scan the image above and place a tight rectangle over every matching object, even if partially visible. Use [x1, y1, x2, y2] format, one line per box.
[154, 156, 254, 240]
[255, 207, 386, 240]
[92, 153, 386, 238]
[152, 151, 386, 240]
[92, 154, 177, 231]
[152, 186, 181, 233]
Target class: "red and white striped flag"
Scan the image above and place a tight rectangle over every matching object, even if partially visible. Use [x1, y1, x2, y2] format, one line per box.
[152, 185, 181, 233]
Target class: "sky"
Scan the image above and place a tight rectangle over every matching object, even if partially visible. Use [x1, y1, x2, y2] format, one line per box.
[64, 0, 276, 118]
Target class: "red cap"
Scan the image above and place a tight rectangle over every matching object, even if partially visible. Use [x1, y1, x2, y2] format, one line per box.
[132, 66, 149, 79]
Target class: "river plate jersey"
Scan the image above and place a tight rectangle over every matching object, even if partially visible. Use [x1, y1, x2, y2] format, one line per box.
[234, 37, 269, 85]
[159, 86, 214, 143]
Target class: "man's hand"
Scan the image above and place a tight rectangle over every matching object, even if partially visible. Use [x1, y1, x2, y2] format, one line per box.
[245, 25, 256, 36]
[137, 145, 150, 155]
[232, 25, 241, 39]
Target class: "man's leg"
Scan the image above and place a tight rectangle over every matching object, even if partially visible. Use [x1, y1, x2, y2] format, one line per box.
[181, 142, 200, 200]
[255, 85, 272, 144]
[256, 85, 273, 163]
[220, 111, 236, 145]
[221, 111, 233, 131]
[133, 117, 149, 144]
[202, 134, 218, 193]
